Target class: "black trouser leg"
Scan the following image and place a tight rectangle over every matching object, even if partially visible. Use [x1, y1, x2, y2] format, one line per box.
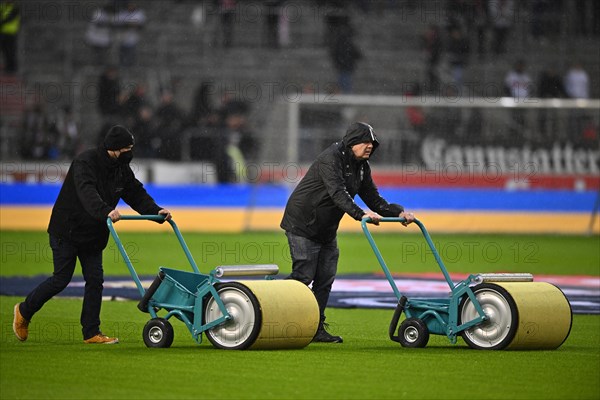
[285, 232, 339, 324]
[20, 235, 77, 321]
[79, 246, 104, 340]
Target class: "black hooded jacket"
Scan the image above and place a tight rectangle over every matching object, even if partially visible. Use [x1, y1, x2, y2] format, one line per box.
[280, 123, 404, 243]
[47, 147, 161, 249]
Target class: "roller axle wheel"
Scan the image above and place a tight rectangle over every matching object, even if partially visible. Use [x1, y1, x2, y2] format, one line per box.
[143, 318, 174, 348]
[398, 318, 429, 348]
[459, 283, 518, 350]
[204, 282, 262, 350]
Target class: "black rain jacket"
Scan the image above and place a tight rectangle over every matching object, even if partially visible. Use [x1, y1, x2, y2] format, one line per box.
[280, 127, 404, 243]
[47, 147, 161, 249]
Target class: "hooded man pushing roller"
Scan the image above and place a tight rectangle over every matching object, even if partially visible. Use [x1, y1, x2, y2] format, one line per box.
[281, 122, 416, 343]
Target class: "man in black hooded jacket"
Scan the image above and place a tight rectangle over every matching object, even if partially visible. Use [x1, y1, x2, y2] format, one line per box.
[13, 125, 171, 344]
[281, 122, 415, 343]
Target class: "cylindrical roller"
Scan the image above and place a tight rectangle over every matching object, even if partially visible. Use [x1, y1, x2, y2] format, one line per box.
[498, 282, 572, 350]
[204, 280, 319, 350]
[459, 282, 572, 350]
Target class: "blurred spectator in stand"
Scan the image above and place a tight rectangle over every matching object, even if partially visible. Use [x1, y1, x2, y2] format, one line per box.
[54, 105, 82, 159]
[0, 1, 20, 73]
[505, 60, 532, 100]
[186, 81, 221, 161]
[115, 2, 146, 67]
[488, 0, 514, 55]
[324, 2, 349, 48]
[120, 83, 149, 127]
[219, 0, 236, 48]
[98, 66, 122, 122]
[446, 26, 470, 91]
[154, 89, 185, 160]
[224, 113, 250, 183]
[210, 96, 255, 183]
[422, 24, 443, 93]
[265, 0, 282, 48]
[187, 81, 218, 128]
[504, 59, 532, 144]
[131, 104, 157, 158]
[400, 84, 426, 165]
[473, 0, 489, 60]
[278, 2, 290, 48]
[446, 0, 474, 34]
[530, 0, 549, 44]
[538, 69, 566, 98]
[20, 100, 51, 159]
[564, 61, 591, 145]
[84, 4, 113, 65]
[564, 61, 590, 100]
[329, 21, 362, 94]
[537, 68, 566, 143]
[573, 0, 600, 37]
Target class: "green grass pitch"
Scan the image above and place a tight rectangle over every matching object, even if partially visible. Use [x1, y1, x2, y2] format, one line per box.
[1, 230, 599, 399]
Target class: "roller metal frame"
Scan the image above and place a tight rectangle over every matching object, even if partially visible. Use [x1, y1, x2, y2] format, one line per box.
[107, 215, 278, 346]
[361, 217, 533, 348]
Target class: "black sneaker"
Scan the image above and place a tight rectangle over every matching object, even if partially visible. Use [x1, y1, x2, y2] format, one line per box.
[312, 323, 343, 343]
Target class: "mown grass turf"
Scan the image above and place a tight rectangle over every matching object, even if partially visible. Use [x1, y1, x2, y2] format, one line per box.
[1, 229, 599, 399]
[1, 297, 599, 400]
[1, 230, 599, 277]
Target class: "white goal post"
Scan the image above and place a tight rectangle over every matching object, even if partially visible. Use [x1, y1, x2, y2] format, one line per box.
[272, 94, 600, 175]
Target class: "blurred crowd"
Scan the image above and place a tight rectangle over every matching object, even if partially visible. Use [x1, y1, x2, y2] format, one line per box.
[4, 0, 599, 169]
[94, 65, 256, 182]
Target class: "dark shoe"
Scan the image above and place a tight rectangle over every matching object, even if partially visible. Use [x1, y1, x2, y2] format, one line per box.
[13, 303, 29, 341]
[312, 323, 343, 343]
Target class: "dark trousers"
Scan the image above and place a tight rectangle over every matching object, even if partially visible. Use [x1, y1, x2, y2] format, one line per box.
[20, 235, 104, 340]
[285, 232, 339, 325]
[0, 33, 18, 72]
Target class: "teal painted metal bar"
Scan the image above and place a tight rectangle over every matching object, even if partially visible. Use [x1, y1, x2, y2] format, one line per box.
[108, 215, 201, 274]
[107, 217, 147, 297]
[361, 216, 456, 301]
[360, 218, 402, 299]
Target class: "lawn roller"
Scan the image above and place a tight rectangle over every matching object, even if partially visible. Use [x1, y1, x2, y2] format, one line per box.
[107, 215, 319, 349]
[361, 217, 572, 350]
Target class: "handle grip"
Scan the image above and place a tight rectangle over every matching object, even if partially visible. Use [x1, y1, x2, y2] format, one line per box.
[107, 214, 167, 223]
[362, 216, 411, 224]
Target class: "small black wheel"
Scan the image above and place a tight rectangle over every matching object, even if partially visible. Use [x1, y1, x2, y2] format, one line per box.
[143, 318, 174, 348]
[398, 318, 429, 348]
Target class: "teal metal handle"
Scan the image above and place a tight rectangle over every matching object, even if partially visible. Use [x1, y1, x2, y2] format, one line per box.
[107, 215, 201, 297]
[116, 214, 168, 221]
[360, 217, 455, 301]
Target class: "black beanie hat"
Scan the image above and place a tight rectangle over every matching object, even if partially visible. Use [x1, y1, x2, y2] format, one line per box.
[104, 125, 135, 150]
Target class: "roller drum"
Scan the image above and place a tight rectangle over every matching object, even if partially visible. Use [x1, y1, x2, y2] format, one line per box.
[460, 282, 572, 350]
[499, 282, 572, 350]
[204, 280, 319, 350]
